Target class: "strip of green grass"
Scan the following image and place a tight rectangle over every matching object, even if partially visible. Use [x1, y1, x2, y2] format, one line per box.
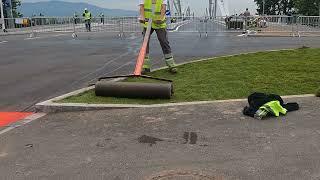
[60, 48, 320, 104]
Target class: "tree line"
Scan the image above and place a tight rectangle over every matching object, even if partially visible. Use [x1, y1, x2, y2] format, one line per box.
[254, 0, 320, 16]
[2, 0, 22, 18]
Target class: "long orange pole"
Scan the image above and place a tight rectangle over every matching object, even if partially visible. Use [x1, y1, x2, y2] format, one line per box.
[133, 18, 153, 76]
[134, 4, 154, 76]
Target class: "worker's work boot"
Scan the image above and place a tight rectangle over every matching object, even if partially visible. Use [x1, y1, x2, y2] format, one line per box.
[168, 66, 177, 74]
[142, 55, 151, 75]
[165, 54, 177, 74]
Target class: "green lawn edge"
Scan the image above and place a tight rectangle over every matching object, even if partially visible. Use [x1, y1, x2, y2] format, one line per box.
[59, 48, 320, 105]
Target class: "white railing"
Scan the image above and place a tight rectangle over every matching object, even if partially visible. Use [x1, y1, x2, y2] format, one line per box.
[0, 16, 319, 37]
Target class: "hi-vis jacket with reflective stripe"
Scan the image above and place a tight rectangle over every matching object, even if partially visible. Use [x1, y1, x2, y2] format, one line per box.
[83, 12, 92, 20]
[143, 0, 166, 29]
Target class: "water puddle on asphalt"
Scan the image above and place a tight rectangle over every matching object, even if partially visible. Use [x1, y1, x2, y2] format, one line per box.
[138, 135, 163, 146]
[138, 132, 200, 147]
[183, 132, 198, 144]
[25, 144, 33, 148]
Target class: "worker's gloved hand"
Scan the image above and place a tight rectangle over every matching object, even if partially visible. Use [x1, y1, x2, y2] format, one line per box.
[139, 17, 146, 23]
[154, 20, 163, 25]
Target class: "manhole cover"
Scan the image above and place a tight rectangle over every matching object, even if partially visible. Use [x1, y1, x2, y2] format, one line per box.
[146, 171, 221, 180]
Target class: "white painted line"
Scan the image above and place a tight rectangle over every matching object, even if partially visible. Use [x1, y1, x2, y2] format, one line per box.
[172, 21, 192, 32]
[0, 127, 15, 135]
[237, 34, 247, 37]
[24, 37, 41, 40]
[39, 94, 315, 111]
[52, 34, 67, 37]
[0, 41, 8, 44]
[213, 20, 226, 26]
[0, 113, 46, 136]
[128, 33, 138, 40]
[38, 86, 95, 105]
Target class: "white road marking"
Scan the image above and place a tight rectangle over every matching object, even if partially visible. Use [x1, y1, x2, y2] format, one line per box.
[24, 37, 41, 40]
[172, 21, 192, 32]
[0, 113, 46, 136]
[24, 33, 69, 40]
[0, 41, 8, 44]
[52, 34, 68, 37]
[213, 20, 226, 26]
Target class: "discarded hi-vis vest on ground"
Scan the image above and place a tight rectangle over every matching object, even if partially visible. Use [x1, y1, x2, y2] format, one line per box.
[243, 92, 299, 119]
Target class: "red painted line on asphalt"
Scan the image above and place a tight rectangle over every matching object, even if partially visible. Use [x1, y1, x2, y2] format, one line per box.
[0, 112, 34, 127]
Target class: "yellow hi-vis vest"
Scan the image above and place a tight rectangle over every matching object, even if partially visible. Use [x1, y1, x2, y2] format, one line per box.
[83, 12, 91, 20]
[143, 0, 166, 29]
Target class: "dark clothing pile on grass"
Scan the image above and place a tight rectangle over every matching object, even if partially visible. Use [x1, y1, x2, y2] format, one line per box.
[243, 92, 299, 119]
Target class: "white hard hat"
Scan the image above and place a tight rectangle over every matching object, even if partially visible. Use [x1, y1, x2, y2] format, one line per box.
[84, 8, 88, 11]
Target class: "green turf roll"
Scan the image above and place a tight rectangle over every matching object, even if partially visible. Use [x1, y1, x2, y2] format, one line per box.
[95, 81, 173, 99]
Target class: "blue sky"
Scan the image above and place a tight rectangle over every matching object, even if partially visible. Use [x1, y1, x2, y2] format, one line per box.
[22, 0, 257, 15]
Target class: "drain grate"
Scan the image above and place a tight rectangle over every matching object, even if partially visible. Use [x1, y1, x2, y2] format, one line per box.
[146, 170, 221, 180]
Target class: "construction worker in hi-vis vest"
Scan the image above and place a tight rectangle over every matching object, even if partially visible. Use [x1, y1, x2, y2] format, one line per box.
[139, 0, 177, 74]
[82, 8, 92, 32]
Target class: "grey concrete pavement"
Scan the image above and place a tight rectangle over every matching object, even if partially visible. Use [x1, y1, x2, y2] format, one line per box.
[1, 31, 320, 111]
[0, 96, 319, 179]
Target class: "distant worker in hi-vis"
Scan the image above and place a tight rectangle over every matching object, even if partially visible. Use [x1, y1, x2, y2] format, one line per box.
[243, 8, 251, 30]
[82, 8, 92, 32]
[138, 0, 177, 74]
[100, 13, 105, 24]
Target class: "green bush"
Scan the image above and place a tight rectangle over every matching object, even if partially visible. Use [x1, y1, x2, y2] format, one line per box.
[316, 88, 320, 97]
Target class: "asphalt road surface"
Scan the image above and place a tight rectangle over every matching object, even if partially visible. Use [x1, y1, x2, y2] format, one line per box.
[0, 96, 319, 179]
[1, 22, 320, 180]
[1, 30, 320, 111]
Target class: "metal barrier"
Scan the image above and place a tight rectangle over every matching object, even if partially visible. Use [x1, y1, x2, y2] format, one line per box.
[173, 16, 242, 33]
[297, 16, 320, 34]
[253, 16, 301, 36]
[0, 16, 319, 37]
[1, 17, 76, 36]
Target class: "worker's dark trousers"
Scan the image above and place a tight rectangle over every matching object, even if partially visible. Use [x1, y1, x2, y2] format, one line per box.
[143, 28, 172, 56]
[85, 20, 91, 32]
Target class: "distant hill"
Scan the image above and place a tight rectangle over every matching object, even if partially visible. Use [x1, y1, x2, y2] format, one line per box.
[19, 1, 137, 17]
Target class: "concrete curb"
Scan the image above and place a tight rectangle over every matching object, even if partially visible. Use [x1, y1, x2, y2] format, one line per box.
[35, 89, 315, 113]
[35, 49, 316, 113]
[35, 78, 127, 113]
[35, 86, 95, 113]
